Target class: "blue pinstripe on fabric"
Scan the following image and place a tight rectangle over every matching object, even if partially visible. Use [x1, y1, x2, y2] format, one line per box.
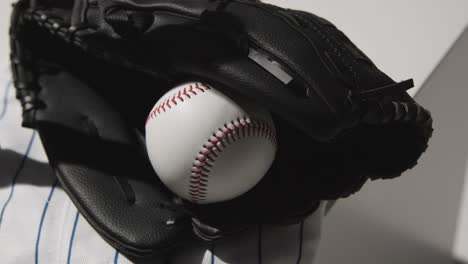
[114, 250, 119, 264]
[0, 130, 36, 227]
[35, 179, 59, 264]
[210, 242, 216, 264]
[67, 211, 80, 264]
[0, 79, 12, 120]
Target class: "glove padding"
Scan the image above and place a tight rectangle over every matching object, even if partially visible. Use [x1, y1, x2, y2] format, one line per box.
[10, 0, 433, 260]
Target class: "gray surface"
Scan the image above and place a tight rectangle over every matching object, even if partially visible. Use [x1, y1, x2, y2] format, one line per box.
[316, 27, 468, 264]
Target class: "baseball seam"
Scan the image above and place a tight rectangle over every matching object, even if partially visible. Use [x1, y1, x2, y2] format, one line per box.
[145, 82, 276, 204]
[189, 118, 276, 203]
[145, 82, 211, 125]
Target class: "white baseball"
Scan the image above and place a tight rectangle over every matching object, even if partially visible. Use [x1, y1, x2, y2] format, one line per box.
[145, 82, 277, 204]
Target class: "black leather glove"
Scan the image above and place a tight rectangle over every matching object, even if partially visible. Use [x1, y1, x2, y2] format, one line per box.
[10, 0, 433, 260]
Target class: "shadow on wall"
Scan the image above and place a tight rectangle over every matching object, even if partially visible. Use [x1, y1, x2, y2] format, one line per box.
[317, 203, 453, 264]
[316, 27, 468, 264]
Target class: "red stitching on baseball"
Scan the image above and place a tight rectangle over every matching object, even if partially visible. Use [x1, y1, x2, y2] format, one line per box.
[145, 82, 212, 125]
[188, 85, 197, 95]
[145, 83, 275, 203]
[182, 87, 191, 99]
[189, 117, 276, 203]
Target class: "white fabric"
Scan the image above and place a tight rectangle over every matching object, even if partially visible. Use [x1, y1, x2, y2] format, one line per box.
[0, 65, 325, 263]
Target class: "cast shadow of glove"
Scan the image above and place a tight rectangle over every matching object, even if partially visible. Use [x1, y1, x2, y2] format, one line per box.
[0, 148, 55, 188]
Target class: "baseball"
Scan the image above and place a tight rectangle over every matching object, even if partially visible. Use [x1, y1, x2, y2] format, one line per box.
[145, 82, 277, 204]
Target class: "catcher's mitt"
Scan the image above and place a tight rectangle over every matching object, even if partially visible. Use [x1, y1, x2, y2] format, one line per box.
[10, 0, 433, 260]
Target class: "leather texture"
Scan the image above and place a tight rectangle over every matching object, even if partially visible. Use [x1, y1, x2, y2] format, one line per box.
[10, 0, 433, 259]
[37, 71, 195, 258]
